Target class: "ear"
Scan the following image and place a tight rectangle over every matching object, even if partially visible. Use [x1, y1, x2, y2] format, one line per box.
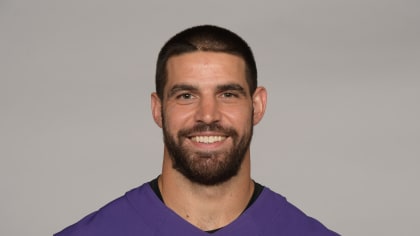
[151, 92, 163, 128]
[252, 87, 267, 125]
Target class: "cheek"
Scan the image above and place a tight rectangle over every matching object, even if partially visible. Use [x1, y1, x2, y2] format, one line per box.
[221, 106, 253, 126]
[164, 106, 195, 129]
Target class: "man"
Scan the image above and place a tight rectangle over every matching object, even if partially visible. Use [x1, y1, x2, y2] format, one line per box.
[55, 25, 339, 235]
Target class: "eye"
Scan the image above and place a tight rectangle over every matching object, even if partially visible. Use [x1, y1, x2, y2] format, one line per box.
[221, 92, 238, 98]
[176, 93, 194, 100]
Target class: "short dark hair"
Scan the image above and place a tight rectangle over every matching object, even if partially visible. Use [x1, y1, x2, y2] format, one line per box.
[155, 25, 257, 99]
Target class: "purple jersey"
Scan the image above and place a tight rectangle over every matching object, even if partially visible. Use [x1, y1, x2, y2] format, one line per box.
[55, 183, 339, 235]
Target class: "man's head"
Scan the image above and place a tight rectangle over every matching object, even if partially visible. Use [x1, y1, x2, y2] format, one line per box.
[155, 25, 257, 100]
[152, 25, 266, 186]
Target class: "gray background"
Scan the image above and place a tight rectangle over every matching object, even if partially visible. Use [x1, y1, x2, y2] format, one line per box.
[1, 0, 419, 235]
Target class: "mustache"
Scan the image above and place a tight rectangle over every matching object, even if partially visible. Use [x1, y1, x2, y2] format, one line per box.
[178, 122, 238, 138]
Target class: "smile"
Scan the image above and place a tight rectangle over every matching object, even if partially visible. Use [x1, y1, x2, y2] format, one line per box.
[190, 136, 226, 144]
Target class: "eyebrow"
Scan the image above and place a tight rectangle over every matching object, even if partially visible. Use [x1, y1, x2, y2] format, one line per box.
[167, 84, 198, 98]
[216, 83, 247, 96]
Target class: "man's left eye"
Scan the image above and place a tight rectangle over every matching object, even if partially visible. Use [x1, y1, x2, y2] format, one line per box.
[221, 92, 237, 98]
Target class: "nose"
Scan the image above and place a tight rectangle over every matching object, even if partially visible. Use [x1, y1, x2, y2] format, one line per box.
[194, 96, 221, 124]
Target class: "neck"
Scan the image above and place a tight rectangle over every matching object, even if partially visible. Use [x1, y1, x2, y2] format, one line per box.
[159, 151, 253, 231]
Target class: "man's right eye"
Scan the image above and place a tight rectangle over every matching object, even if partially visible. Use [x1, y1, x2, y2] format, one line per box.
[176, 93, 193, 100]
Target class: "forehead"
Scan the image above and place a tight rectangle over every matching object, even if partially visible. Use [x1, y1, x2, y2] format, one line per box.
[165, 52, 248, 89]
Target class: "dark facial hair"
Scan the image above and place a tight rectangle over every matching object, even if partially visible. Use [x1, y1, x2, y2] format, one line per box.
[162, 115, 253, 186]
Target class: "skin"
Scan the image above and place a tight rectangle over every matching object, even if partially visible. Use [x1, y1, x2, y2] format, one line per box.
[151, 51, 267, 231]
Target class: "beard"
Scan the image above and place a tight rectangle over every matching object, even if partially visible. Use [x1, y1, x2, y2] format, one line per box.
[162, 116, 253, 186]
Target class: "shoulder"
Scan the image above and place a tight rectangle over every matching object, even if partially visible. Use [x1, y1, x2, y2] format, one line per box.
[54, 183, 158, 236]
[247, 186, 340, 236]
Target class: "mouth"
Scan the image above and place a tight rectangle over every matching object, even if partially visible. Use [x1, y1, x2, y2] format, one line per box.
[190, 135, 227, 144]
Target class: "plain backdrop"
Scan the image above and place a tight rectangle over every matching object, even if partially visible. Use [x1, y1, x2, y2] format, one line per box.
[1, 1, 419, 235]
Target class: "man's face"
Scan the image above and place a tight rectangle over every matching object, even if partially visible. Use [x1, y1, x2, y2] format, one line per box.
[154, 52, 259, 185]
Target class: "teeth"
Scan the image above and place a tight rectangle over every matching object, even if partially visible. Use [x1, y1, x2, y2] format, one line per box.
[191, 136, 225, 144]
